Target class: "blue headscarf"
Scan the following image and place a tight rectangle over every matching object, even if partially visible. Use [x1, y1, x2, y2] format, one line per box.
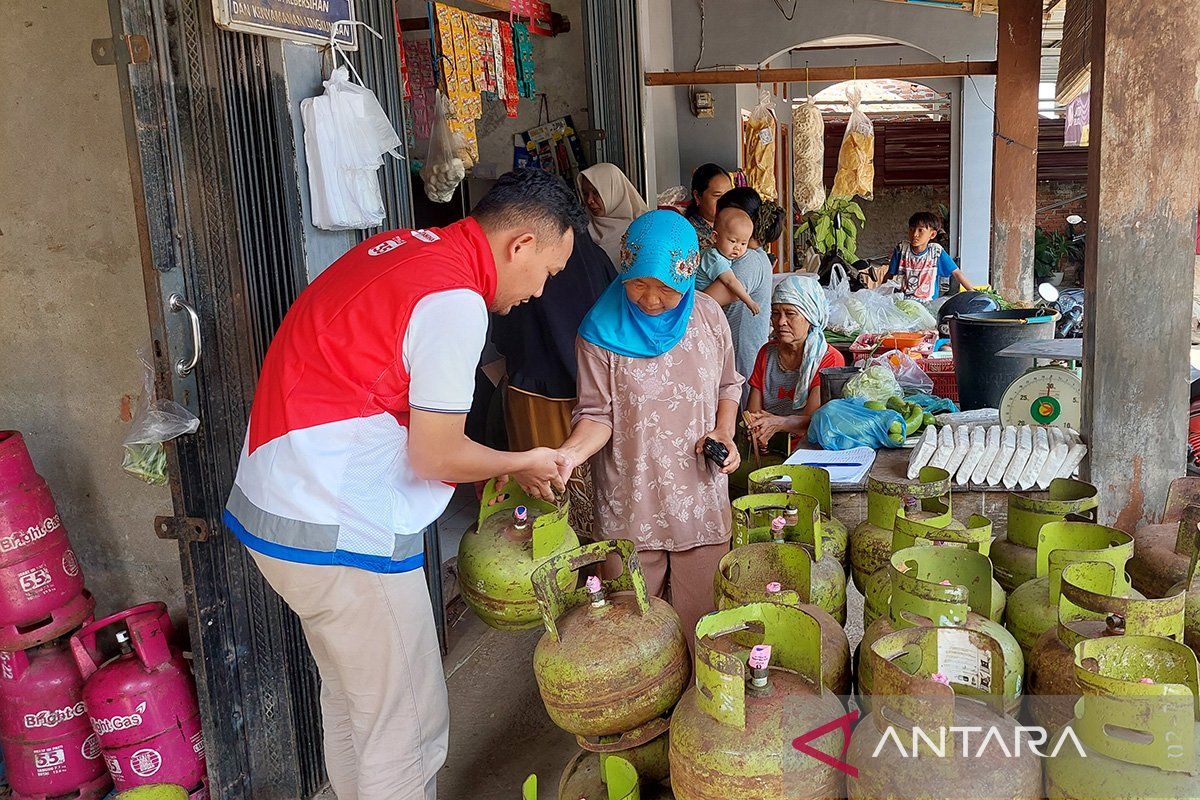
[578, 210, 701, 358]
[772, 275, 830, 409]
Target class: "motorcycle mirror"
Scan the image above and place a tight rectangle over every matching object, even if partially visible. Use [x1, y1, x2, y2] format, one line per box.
[1066, 214, 1083, 225]
[1037, 282, 1061, 304]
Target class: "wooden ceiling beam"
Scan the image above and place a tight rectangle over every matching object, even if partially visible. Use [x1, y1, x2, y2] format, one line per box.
[644, 60, 997, 87]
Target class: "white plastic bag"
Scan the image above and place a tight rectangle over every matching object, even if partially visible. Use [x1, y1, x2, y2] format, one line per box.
[792, 97, 826, 215]
[868, 349, 934, 395]
[420, 91, 468, 203]
[122, 349, 199, 486]
[824, 265, 858, 334]
[744, 89, 778, 201]
[302, 66, 403, 230]
[831, 82, 875, 200]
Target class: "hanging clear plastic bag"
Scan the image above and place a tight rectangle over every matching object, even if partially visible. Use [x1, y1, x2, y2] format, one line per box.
[420, 91, 468, 203]
[792, 96, 826, 215]
[301, 65, 403, 230]
[744, 88, 778, 201]
[809, 399, 906, 450]
[122, 349, 199, 486]
[831, 82, 875, 200]
[868, 349, 934, 395]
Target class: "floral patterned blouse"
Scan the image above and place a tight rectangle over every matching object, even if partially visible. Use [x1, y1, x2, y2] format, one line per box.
[688, 213, 717, 250]
[573, 293, 744, 551]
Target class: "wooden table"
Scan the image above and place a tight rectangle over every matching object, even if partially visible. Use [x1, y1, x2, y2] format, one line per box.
[827, 447, 1018, 533]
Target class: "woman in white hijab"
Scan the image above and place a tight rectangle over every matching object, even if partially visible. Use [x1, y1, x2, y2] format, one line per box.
[577, 163, 650, 266]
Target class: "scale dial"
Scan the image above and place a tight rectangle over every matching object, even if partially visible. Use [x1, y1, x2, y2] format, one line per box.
[999, 365, 1082, 429]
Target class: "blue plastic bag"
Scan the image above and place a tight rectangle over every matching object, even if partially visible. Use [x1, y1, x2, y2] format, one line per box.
[808, 399, 906, 451]
[905, 392, 960, 414]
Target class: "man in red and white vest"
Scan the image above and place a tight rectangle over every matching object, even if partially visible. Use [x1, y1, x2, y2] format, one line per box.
[225, 170, 585, 800]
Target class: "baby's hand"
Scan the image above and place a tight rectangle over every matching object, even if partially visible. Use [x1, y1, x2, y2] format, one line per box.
[748, 300, 761, 316]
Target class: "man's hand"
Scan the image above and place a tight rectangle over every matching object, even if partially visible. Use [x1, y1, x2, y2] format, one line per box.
[696, 428, 740, 475]
[508, 447, 568, 502]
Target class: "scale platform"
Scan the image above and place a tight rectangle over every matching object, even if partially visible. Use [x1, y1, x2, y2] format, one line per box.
[996, 339, 1199, 382]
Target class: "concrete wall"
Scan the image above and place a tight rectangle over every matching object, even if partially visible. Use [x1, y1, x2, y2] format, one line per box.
[857, 186, 952, 260]
[0, 3, 184, 617]
[639, 0, 680, 199]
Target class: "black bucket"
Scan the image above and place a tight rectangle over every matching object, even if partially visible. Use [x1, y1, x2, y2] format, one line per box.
[820, 366, 863, 406]
[949, 310, 1057, 411]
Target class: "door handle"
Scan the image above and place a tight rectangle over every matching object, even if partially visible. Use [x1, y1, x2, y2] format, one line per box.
[168, 293, 202, 377]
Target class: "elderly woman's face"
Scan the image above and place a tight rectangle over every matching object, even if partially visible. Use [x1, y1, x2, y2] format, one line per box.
[771, 304, 812, 345]
[625, 277, 683, 316]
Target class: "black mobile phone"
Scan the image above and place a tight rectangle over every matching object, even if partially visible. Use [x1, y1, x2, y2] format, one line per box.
[702, 437, 729, 468]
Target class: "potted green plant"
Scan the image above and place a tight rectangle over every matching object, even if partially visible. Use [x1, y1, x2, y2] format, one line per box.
[802, 196, 867, 264]
[1034, 227, 1068, 286]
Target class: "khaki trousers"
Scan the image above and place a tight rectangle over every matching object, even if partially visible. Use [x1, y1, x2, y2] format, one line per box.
[250, 551, 448, 800]
[602, 542, 729, 650]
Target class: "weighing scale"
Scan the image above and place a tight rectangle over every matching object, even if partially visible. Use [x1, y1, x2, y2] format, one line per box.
[996, 333, 1200, 428]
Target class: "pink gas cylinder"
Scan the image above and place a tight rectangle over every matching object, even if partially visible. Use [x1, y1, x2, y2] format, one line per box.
[69, 606, 208, 799]
[0, 638, 111, 800]
[0, 432, 95, 649]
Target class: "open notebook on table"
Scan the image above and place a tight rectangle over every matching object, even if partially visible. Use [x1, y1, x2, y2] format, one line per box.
[783, 446, 877, 485]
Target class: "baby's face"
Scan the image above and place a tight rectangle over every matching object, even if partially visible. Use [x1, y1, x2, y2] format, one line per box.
[714, 209, 753, 260]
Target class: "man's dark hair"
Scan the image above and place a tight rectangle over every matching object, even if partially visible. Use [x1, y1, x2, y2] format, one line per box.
[908, 211, 942, 231]
[473, 169, 588, 238]
[716, 186, 762, 220]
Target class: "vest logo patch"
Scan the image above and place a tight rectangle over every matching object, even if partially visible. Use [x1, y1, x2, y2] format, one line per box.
[412, 229, 440, 243]
[368, 236, 405, 256]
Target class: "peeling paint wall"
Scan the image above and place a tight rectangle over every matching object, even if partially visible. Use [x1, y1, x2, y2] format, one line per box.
[0, 2, 184, 618]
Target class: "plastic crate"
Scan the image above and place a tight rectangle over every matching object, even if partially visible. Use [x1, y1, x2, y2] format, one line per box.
[921, 359, 959, 404]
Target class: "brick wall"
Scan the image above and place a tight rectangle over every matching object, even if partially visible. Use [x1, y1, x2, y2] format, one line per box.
[1036, 181, 1087, 233]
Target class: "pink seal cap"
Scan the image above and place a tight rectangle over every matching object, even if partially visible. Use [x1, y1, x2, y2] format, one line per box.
[771, 516, 786, 533]
[931, 673, 950, 685]
[514, 505, 529, 522]
[1140, 677, 1155, 685]
[940, 580, 952, 586]
[766, 581, 783, 594]
[586, 576, 602, 593]
[748, 645, 772, 670]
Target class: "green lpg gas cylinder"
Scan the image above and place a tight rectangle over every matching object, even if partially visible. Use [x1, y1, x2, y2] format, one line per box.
[1128, 477, 1200, 597]
[1167, 519, 1200, 657]
[1004, 519, 1141, 662]
[748, 464, 849, 570]
[1045, 636, 1200, 799]
[728, 493, 846, 623]
[524, 754, 645, 800]
[458, 478, 580, 630]
[712, 542, 851, 695]
[1028, 561, 1186, 735]
[857, 546, 1024, 716]
[669, 603, 847, 800]
[862, 510, 1006, 628]
[847, 627, 1043, 800]
[117, 788, 189, 800]
[531, 540, 689, 738]
[991, 478, 1100, 594]
[572, 715, 671, 788]
[849, 467, 965, 594]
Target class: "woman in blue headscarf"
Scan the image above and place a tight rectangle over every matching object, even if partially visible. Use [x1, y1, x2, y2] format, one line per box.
[560, 210, 744, 646]
[745, 274, 846, 451]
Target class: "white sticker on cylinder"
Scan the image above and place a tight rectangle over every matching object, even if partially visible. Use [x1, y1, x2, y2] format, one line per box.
[129, 747, 163, 778]
[936, 628, 992, 691]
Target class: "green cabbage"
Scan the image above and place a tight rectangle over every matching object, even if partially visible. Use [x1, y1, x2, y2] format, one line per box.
[843, 365, 903, 403]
